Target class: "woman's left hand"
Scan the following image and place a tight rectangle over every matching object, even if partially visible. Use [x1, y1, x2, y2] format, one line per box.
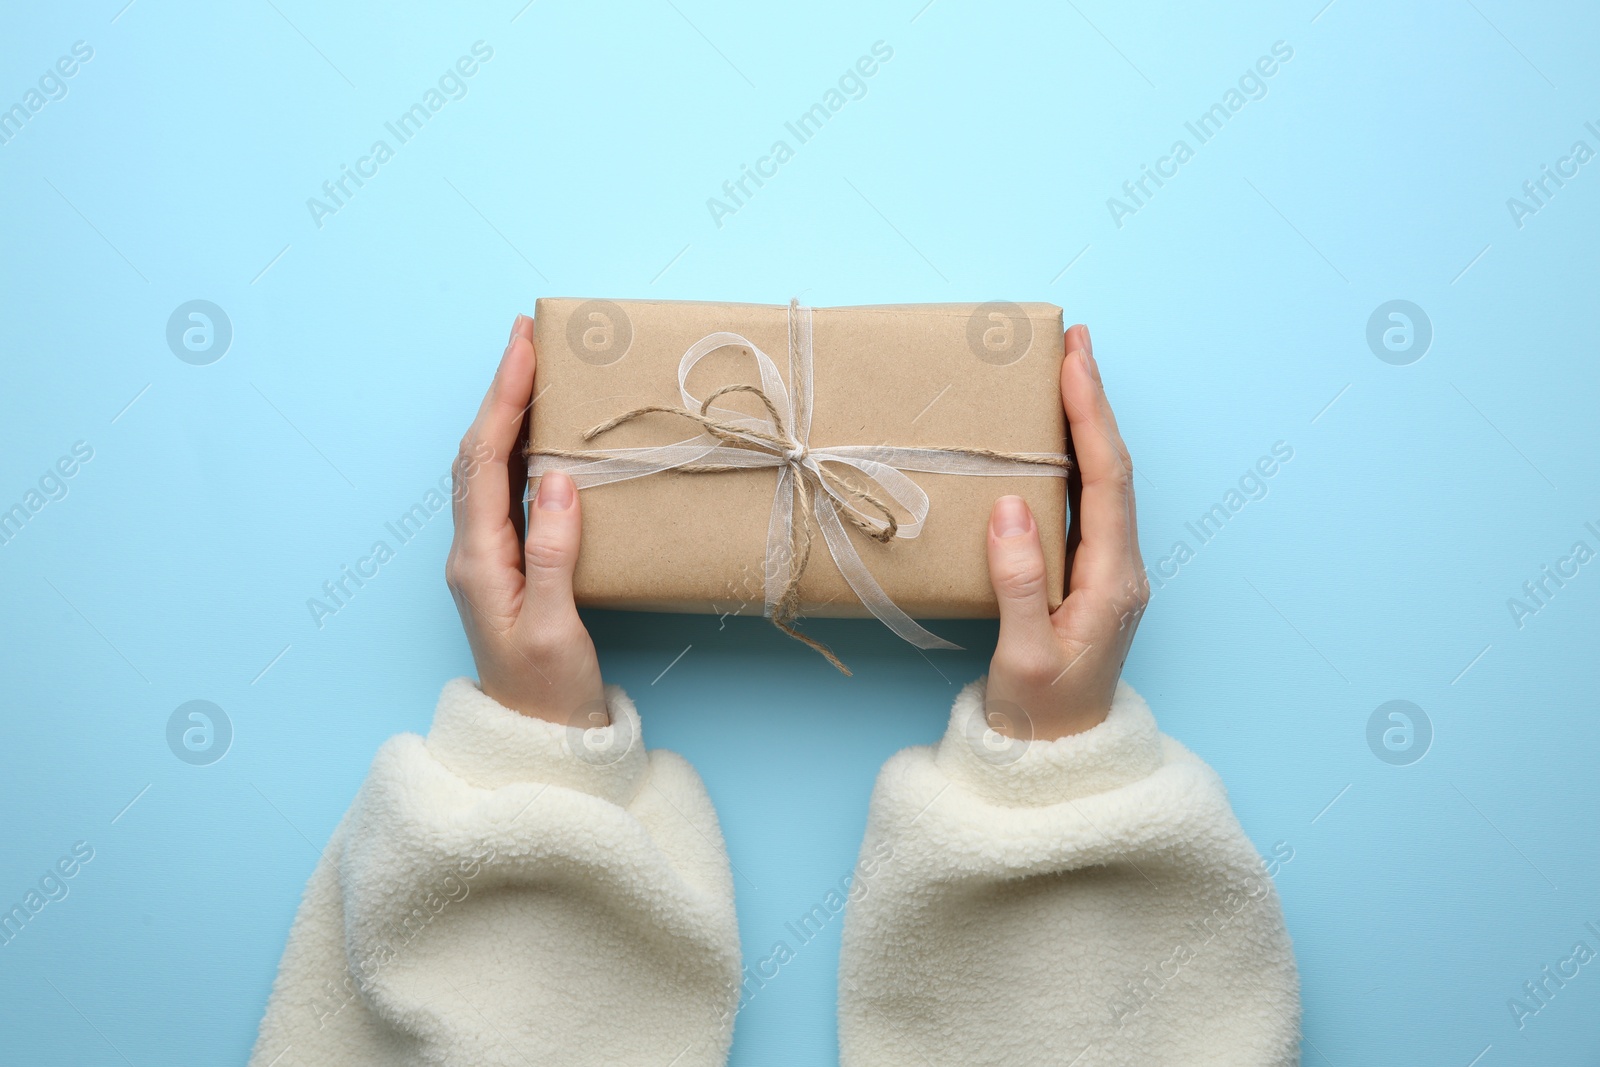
[982, 324, 1149, 741]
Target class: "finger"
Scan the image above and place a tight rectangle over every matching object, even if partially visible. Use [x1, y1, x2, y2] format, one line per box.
[456, 315, 536, 552]
[987, 495, 1056, 652]
[1059, 325, 1142, 595]
[519, 469, 583, 640]
[467, 314, 536, 424]
[508, 315, 538, 545]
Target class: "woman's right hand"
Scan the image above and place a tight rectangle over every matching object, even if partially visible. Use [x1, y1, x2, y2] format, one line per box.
[983, 324, 1148, 741]
[446, 315, 606, 725]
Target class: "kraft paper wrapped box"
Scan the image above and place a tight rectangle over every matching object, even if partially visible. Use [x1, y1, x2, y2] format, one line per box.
[527, 297, 1068, 647]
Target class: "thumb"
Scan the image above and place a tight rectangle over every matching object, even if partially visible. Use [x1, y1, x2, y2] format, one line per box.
[522, 470, 582, 625]
[987, 495, 1054, 646]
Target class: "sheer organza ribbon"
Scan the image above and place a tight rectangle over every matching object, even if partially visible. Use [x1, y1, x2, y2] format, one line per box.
[527, 300, 1070, 673]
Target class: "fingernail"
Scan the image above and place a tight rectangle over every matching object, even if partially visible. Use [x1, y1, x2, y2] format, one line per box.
[509, 314, 529, 346]
[1080, 346, 1099, 383]
[537, 470, 574, 511]
[1067, 325, 1095, 375]
[992, 495, 1032, 538]
[1066, 323, 1087, 355]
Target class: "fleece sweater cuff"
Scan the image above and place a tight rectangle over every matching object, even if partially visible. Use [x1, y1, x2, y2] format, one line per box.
[933, 677, 1164, 807]
[424, 678, 648, 805]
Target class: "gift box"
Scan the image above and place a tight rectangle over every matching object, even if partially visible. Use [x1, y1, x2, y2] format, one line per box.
[528, 297, 1068, 666]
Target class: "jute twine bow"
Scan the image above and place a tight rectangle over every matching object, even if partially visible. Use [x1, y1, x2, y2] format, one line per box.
[527, 300, 1071, 674]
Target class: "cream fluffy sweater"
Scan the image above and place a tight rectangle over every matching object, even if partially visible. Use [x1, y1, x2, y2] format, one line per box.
[248, 678, 1299, 1066]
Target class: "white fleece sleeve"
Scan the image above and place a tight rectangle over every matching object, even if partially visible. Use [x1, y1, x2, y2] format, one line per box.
[247, 679, 741, 1067]
[838, 678, 1300, 1067]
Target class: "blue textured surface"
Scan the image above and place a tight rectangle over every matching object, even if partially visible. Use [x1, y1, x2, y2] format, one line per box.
[2, 1, 1597, 1064]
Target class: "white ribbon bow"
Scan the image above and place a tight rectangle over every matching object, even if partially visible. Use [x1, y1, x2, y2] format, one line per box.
[527, 302, 1069, 651]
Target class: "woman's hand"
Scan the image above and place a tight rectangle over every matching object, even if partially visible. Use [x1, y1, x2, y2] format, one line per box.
[446, 315, 606, 725]
[984, 324, 1149, 740]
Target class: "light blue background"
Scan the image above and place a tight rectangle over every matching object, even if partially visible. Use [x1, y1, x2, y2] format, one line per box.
[2, 1, 1596, 1063]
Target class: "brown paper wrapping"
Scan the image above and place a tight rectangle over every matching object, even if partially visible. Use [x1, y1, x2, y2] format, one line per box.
[530, 298, 1067, 620]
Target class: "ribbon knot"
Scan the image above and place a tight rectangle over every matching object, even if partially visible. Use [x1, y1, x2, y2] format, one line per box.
[528, 300, 1071, 674]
